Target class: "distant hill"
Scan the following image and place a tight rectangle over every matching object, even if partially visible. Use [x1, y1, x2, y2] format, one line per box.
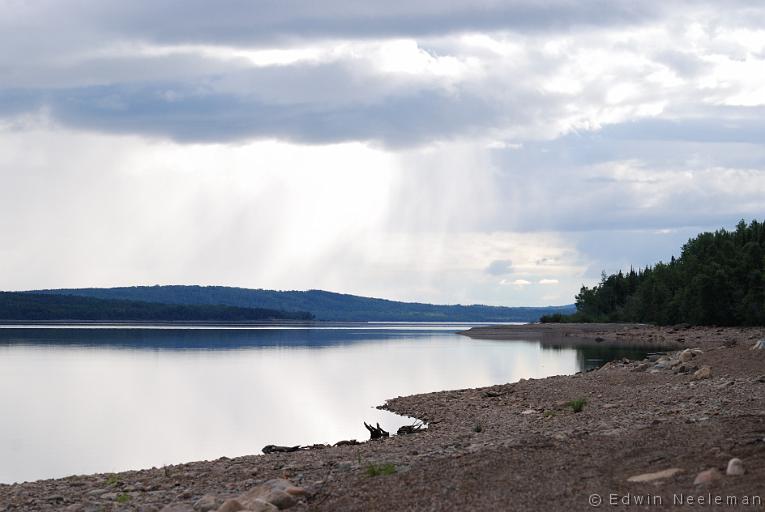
[0, 292, 313, 322]
[27, 286, 575, 322]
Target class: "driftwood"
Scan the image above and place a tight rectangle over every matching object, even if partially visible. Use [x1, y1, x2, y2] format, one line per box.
[397, 421, 425, 435]
[304, 443, 329, 450]
[334, 439, 359, 447]
[262, 444, 301, 454]
[364, 422, 389, 439]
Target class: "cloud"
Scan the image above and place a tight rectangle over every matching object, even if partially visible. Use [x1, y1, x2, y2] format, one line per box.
[501, 279, 532, 287]
[3, 3, 765, 147]
[485, 260, 513, 275]
[538, 279, 559, 285]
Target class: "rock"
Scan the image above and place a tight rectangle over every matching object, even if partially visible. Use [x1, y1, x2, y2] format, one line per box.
[693, 468, 723, 485]
[678, 349, 694, 362]
[236, 479, 304, 510]
[692, 366, 712, 380]
[263, 490, 295, 509]
[160, 504, 194, 512]
[520, 409, 538, 415]
[336, 462, 353, 472]
[752, 339, 765, 350]
[674, 363, 697, 374]
[632, 362, 650, 372]
[726, 458, 745, 476]
[627, 468, 683, 483]
[253, 500, 279, 512]
[216, 500, 245, 512]
[194, 494, 220, 511]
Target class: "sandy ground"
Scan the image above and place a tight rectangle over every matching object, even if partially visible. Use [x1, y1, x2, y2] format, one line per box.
[1, 324, 764, 511]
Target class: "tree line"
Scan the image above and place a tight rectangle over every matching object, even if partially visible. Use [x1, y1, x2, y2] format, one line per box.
[0, 293, 314, 322]
[542, 220, 765, 326]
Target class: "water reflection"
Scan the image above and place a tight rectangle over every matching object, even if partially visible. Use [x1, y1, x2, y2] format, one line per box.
[0, 326, 655, 484]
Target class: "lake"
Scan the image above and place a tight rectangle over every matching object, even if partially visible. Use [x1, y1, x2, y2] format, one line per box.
[0, 323, 656, 484]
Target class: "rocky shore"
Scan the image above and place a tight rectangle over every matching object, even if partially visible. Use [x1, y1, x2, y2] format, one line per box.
[1, 324, 764, 511]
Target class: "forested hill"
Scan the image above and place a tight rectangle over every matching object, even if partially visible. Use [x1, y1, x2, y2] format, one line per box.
[0, 292, 313, 322]
[546, 220, 765, 326]
[26, 286, 575, 322]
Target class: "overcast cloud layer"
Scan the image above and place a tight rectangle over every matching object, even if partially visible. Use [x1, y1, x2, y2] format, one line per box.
[1, 1, 763, 306]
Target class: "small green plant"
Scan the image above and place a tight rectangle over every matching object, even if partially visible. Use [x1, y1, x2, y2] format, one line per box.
[366, 463, 397, 477]
[105, 474, 120, 486]
[473, 423, 483, 433]
[116, 493, 131, 503]
[567, 398, 587, 413]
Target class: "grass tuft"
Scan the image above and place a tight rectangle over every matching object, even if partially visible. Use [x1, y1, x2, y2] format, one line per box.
[366, 463, 397, 477]
[567, 398, 587, 413]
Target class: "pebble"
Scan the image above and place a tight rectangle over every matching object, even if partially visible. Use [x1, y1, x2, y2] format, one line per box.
[693, 468, 722, 485]
[726, 458, 745, 476]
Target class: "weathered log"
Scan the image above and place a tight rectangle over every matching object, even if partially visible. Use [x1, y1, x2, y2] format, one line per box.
[262, 444, 301, 454]
[397, 422, 424, 435]
[364, 422, 389, 439]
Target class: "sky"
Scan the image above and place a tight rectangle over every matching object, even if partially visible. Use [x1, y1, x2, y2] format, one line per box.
[1, 1, 764, 306]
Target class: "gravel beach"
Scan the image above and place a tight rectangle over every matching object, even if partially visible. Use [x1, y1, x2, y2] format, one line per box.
[1, 324, 764, 511]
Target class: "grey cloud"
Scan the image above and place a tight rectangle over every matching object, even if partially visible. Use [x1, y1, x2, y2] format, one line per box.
[0, 58, 543, 146]
[58, 1, 663, 45]
[485, 259, 513, 275]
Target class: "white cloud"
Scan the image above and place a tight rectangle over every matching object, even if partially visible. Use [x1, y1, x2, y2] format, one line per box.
[539, 279, 560, 285]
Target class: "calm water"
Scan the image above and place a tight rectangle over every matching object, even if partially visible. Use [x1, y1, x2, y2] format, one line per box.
[0, 324, 655, 484]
